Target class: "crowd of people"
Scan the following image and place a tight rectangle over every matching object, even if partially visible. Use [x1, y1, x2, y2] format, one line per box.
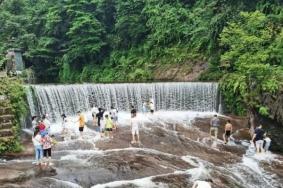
[31, 99, 155, 165]
[30, 99, 273, 188]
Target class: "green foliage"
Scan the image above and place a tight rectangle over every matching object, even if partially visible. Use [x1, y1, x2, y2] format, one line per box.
[0, 1, 282, 120]
[0, 78, 27, 154]
[259, 106, 269, 116]
[220, 10, 283, 115]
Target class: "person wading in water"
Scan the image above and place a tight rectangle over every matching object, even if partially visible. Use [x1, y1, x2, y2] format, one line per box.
[223, 119, 233, 144]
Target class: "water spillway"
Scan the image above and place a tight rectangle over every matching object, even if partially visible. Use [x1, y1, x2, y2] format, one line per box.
[26, 82, 219, 121]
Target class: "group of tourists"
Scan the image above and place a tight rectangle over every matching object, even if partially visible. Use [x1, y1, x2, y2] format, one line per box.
[142, 98, 155, 114]
[209, 114, 233, 144]
[31, 114, 55, 166]
[89, 106, 119, 139]
[209, 114, 271, 153]
[252, 124, 271, 153]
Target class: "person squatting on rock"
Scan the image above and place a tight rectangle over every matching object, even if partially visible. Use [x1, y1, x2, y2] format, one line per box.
[210, 114, 220, 139]
[223, 119, 233, 144]
[252, 125, 265, 153]
[131, 110, 140, 144]
[149, 98, 155, 114]
[263, 134, 271, 152]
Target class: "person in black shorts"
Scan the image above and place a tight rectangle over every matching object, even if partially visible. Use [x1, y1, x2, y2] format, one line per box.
[223, 120, 233, 144]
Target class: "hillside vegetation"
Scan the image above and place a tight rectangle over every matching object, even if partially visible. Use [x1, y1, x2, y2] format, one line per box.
[0, 0, 282, 116]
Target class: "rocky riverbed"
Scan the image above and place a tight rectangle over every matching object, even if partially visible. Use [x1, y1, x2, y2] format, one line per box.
[1, 113, 283, 188]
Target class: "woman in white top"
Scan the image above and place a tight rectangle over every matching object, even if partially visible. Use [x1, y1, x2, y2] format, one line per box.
[32, 129, 43, 165]
[131, 112, 140, 144]
[43, 114, 51, 133]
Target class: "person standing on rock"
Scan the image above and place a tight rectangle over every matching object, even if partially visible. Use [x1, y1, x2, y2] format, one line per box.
[41, 132, 53, 166]
[61, 114, 67, 134]
[131, 111, 140, 144]
[96, 108, 104, 127]
[110, 106, 118, 130]
[32, 116, 38, 130]
[252, 125, 265, 153]
[32, 128, 43, 165]
[142, 102, 148, 113]
[209, 114, 220, 139]
[42, 114, 51, 133]
[223, 119, 233, 144]
[77, 111, 85, 138]
[105, 114, 114, 139]
[92, 106, 99, 127]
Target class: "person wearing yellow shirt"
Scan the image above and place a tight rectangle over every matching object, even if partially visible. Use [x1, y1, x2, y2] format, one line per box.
[77, 111, 85, 138]
[105, 114, 113, 139]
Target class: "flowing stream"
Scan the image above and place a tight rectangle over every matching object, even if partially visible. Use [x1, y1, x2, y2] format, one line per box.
[1, 82, 282, 188]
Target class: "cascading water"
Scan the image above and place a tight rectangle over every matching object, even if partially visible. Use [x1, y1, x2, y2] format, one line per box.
[26, 82, 219, 121]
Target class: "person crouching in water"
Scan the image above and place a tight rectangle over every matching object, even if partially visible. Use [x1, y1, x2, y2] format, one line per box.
[41, 132, 53, 166]
[223, 120, 233, 144]
[105, 114, 114, 139]
[264, 134, 271, 152]
[32, 128, 43, 165]
[131, 110, 140, 144]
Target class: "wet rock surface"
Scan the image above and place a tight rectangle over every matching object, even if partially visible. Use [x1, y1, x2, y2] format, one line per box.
[0, 115, 283, 188]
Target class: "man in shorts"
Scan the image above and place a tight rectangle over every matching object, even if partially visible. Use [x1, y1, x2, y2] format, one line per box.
[223, 119, 233, 144]
[252, 125, 265, 153]
[77, 111, 85, 138]
[131, 111, 140, 144]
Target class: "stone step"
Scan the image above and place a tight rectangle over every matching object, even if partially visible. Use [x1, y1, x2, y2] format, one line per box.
[0, 107, 13, 115]
[0, 136, 15, 142]
[0, 122, 13, 129]
[0, 115, 14, 123]
[0, 129, 13, 137]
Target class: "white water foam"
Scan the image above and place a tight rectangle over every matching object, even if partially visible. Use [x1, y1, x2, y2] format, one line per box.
[91, 175, 168, 188]
[48, 110, 215, 134]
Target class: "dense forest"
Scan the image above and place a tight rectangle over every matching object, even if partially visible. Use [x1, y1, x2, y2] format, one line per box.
[0, 0, 282, 116]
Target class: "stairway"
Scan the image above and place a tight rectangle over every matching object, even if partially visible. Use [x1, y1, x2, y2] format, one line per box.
[0, 107, 14, 139]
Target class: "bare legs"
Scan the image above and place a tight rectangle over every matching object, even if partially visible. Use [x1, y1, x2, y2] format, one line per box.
[131, 133, 140, 144]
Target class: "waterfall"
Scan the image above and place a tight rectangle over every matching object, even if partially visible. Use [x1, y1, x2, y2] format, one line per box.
[26, 82, 219, 121]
